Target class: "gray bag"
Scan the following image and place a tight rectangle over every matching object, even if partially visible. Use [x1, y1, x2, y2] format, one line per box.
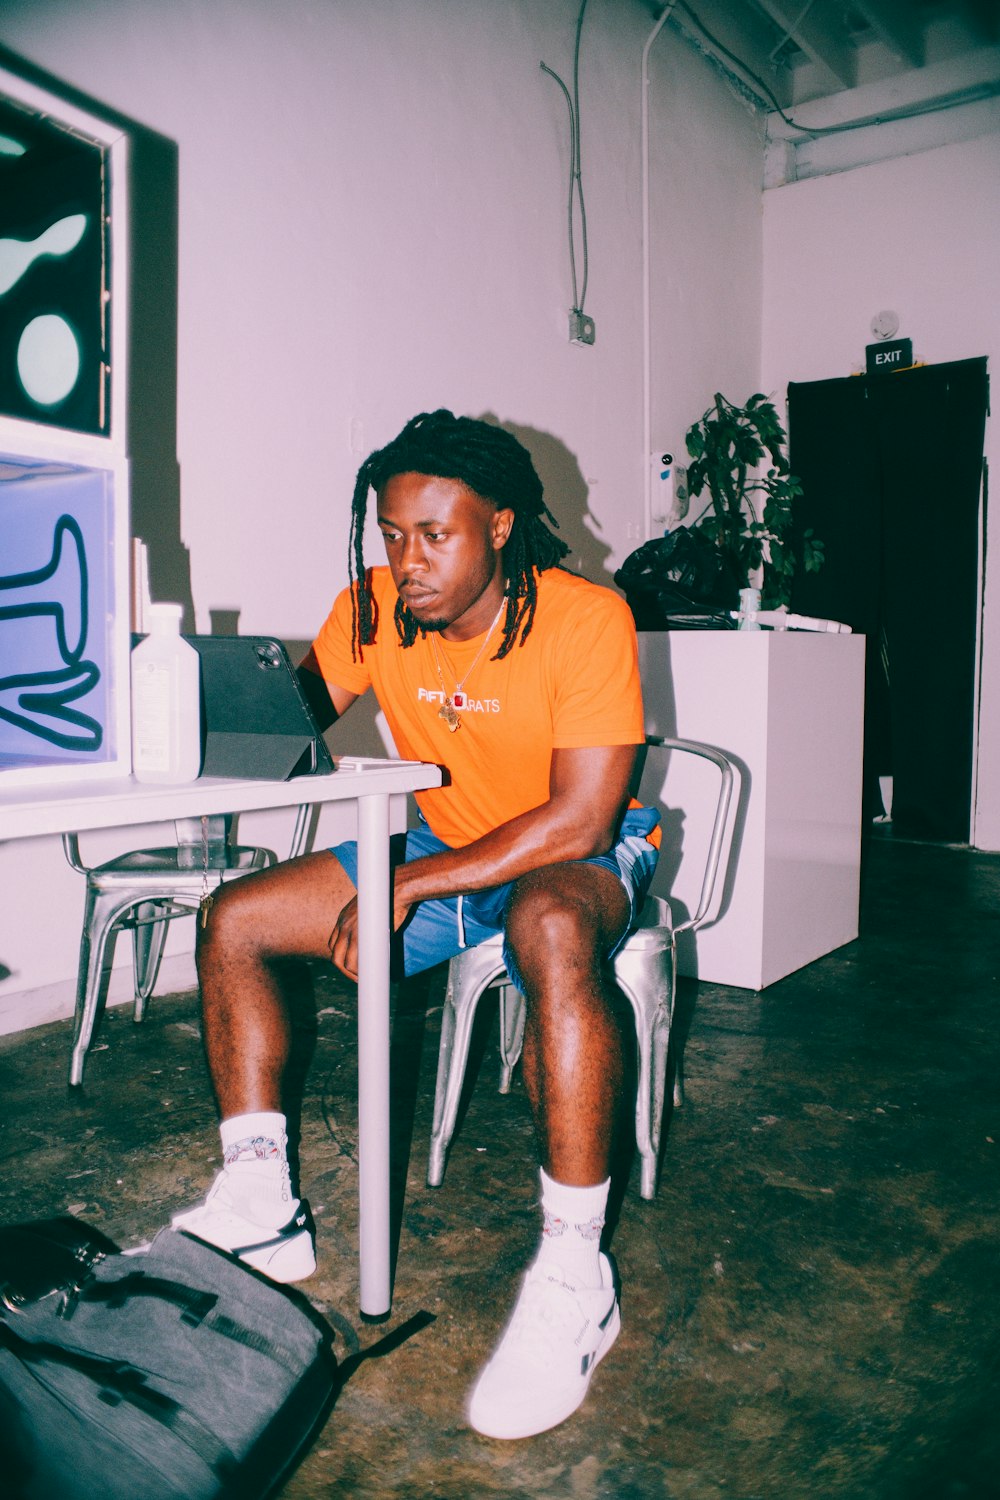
[0, 1218, 337, 1500]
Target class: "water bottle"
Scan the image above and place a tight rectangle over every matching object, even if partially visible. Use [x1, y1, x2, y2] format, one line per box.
[130, 603, 202, 782]
[737, 587, 762, 631]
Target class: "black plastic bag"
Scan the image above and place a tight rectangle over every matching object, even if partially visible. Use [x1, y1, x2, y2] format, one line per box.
[614, 529, 741, 629]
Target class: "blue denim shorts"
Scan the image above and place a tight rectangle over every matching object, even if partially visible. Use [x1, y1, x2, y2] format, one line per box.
[330, 806, 660, 986]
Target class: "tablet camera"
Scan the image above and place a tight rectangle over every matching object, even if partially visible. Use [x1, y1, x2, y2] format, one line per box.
[255, 643, 282, 670]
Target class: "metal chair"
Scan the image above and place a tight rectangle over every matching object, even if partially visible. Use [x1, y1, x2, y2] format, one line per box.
[426, 737, 735, 1199]
[62, 806, 311, 1086]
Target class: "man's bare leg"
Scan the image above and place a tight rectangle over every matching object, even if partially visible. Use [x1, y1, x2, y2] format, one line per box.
[467, 861, 631, 1439]
[505, 861, 631, 1186]
[171, 850, 357, 1282]
[196, 850, 358, 1116]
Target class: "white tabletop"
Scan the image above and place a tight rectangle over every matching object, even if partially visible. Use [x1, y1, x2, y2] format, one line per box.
[1, 752, 442, 1317]
[0, 756, 443, 840]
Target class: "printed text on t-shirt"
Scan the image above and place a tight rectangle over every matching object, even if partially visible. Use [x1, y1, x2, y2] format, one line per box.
[417, 686, 501, 715]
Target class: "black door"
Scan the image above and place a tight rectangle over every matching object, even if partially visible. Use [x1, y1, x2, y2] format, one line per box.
[788, 358, 988, 844]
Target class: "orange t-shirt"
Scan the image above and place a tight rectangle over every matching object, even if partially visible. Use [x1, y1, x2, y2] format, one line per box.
[312, 565, 649, 849]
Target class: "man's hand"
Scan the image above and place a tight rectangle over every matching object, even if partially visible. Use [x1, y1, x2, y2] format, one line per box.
[327, 744, 639, 979]
[392, 744, 639, 913]
[326, 889, 413, 981]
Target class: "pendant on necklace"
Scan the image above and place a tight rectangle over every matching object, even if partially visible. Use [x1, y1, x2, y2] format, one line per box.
[438, 697, 461, 732]
[429, 595, 505, 734]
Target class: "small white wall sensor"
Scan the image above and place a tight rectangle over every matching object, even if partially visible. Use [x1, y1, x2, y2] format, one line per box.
[870, 310, 900, 340]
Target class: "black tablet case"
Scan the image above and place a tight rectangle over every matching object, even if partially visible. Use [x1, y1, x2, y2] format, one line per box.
[184, 635, 336, 781]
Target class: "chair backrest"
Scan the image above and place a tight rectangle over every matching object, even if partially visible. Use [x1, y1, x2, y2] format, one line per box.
[638, 735, 735, 937]
[636, 893, 671, 928]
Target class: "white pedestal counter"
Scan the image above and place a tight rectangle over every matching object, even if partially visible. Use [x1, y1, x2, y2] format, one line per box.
[638, 630, 866, 991]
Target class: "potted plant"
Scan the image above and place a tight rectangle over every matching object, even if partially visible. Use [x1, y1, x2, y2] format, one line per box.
[684, 391, 823, 610]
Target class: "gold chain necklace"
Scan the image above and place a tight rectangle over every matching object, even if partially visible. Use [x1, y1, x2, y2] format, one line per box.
[429, 598, 505, 732]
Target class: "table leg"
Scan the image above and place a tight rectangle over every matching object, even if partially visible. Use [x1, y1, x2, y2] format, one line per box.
[355, 791, 392, 1320]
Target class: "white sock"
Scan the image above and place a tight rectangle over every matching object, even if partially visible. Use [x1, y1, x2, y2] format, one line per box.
[535, 1168, 609, 1290]
[215, 1112, 294, 1226]
[220, 1110, 288, 1170]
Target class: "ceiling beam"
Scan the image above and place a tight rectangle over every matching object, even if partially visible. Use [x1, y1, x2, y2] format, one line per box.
[669, 0, 798, 108]
[751, 0, 857, 91]
[765, 45, 1000, 185]
[850, 0, 925, 68]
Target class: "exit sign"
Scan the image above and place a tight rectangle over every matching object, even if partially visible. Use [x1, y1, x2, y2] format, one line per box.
[866, 338, 913, 374]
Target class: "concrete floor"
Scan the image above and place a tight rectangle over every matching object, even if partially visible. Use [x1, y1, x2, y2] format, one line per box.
[2, 832, 998, 1499]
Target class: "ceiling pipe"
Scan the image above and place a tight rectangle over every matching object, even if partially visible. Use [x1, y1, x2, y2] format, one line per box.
[642, 1, 679, 541]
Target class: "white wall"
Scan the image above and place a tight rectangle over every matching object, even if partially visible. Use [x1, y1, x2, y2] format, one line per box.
[0, 0, 765, 1023]
[647, 19, 765, 470]
[761, 133, 1000, 850]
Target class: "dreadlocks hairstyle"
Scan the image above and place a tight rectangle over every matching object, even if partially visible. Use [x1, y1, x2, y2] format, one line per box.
[347, 409, 570, 660]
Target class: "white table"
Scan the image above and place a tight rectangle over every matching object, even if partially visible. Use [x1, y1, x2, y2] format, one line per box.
[0, 755, 442, 1319]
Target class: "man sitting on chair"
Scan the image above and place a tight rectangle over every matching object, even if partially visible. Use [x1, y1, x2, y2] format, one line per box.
[173, 409, 660, 1440]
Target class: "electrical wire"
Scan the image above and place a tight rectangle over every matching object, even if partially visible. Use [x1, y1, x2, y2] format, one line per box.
[572, 0, 591, 312]
[540, 0, 591, 319]
[320, 1061, 358, 1164]
[539, 62, 581, 313]
[676, 0, 1000, 138]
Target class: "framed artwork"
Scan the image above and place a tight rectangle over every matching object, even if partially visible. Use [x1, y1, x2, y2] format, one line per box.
[0, 66, 131, 786]
[0, 91, 108, 434]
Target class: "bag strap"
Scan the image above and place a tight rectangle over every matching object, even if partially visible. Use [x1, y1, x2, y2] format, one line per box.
[77, 1271, 310, 1375]
[75, 1272, 218, 1327]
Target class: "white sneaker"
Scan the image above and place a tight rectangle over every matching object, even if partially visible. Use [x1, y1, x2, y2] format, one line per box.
[466, 1251, 621, 1440]
[171, 1167, 317, 1284]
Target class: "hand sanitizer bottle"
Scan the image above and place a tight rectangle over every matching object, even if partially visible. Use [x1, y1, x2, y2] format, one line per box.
[130, 603, 202, 782]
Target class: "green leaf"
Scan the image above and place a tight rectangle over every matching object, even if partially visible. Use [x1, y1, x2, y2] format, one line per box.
[681, 388, 822, 602]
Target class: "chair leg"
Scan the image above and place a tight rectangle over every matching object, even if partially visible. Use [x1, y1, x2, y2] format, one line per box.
[427, 941, 508, 1187]
[636, 1011, 670, 1200]
[427, 982, 458, 1186]
[427, 995, 470, 1188]
[612, 937, 675, 1201]
[132, 903, 172, 1020]
[497, 982, 526, 1094]
[427, 978, 490, 1187]
[69, 888, 133, 1086]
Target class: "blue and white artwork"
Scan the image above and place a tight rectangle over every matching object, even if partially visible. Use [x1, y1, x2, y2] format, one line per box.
[0, 459, 116, 766]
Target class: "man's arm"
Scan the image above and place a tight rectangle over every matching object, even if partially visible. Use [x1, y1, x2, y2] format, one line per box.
[296, 646, 358, 729]
[328, 742, 638, 979]
[395, 743, 636, 904]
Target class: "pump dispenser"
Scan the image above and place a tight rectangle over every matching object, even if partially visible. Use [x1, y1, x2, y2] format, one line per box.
[130, 603, 202, 782]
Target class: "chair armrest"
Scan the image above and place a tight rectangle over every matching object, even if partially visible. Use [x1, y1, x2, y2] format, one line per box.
[287, 803, 312, 860]
[645, 735, 734, 935]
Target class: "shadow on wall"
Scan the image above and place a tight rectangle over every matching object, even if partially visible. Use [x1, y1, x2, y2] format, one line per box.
[0, 46, 191, 625]
[209, 609, 241, 636]
[126, 122, 188, 621]
[486, 415, 616, 585]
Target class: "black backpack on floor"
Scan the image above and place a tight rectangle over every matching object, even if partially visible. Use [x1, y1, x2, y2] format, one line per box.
[0, 1217, 338, 1500]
